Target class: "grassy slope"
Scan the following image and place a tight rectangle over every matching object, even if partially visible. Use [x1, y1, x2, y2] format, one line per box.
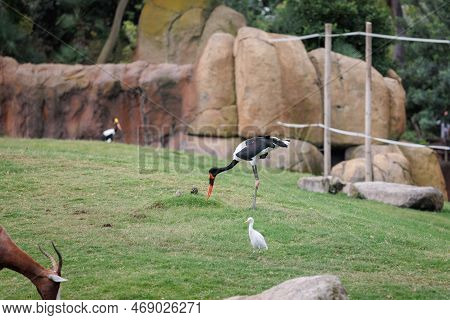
[0, 137, 448, 300]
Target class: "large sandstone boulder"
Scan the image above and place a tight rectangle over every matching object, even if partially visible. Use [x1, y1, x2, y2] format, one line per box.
[308, 49, 390, 146]
[386, 68, 402, 83]
[188, 33, 238, 137]
[227, 275, 348, 300]
[0, 56, 193, 144]
[331, 153, 413, 185]
[198, 5, 246, 55]
[345, 144, 402, 160]
[234, 27, 283, 138]
[345, 182, 444, 211]
[264, 139, 323, 174]
[135, 2, 245, 64]
[398, 146, 447, 201]
[167, 132, 241, 160]
[234, 27, 322, 143]
[384, 76, 406, 139]
[270, 33, 323, 144]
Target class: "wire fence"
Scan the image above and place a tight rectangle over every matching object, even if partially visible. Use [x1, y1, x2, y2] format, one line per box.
[272, 29, 450, 154]
[277, 122, 450, 151]
[268, 31, 450, 44]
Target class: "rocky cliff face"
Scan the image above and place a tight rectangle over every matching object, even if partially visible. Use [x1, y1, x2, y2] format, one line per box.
[188, 32, 238, 137]
[2, 21, 443, 194]
[0, 57, 193, 144]
[1, 22, 408, 147]
[234, 28, 323, 143]
[0, 10, 414, 176]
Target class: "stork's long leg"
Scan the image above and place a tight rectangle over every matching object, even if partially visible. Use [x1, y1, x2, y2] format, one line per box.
[252, 165, 259, 209]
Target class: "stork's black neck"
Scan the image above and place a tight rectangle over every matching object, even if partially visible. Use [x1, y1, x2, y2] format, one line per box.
[209, 160, 239, 177]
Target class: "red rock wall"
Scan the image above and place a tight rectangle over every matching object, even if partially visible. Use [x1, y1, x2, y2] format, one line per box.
[0, 57, 194, 145]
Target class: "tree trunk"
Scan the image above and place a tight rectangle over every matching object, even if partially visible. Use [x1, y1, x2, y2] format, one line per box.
[386, 0, 405, 64]
[411, 117, 423, 140]
[96, 0, 130, 64]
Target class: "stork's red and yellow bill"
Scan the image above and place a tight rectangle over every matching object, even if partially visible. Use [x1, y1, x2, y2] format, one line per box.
[207, 173, 215, 199]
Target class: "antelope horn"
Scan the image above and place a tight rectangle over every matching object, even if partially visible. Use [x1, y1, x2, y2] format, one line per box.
[52, 241, 63, 275]
[38, 245, 58, 271]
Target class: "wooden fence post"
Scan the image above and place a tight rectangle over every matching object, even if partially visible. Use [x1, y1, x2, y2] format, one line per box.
[365, 22, 373, 181]
[324, 23, 332, 176]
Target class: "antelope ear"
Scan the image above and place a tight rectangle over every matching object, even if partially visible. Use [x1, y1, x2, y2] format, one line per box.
[48, 274, 68, 282]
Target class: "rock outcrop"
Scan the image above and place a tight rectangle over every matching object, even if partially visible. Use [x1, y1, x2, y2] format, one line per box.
[384, 76, 406, 139]
[345, 182, 444, 211]
[398, 146, 448, 201]
[234, 27, 322, 143]
[0, 57, 192, 144]
[309, 49, 391, 146]
[345, 144, 402, 160]
[227, 275, 348, 300]
[1, 18, 410, 165]
[331, 153, 413, 185]
[167, 132, 241, 160]
[135, 2, 246, 64]
[298, 176, 345, 194]
[198, 5, 247, 55]
[188, 33, 238, 137]
[342, 144, 447, 200]
[265, 139, 323, 174]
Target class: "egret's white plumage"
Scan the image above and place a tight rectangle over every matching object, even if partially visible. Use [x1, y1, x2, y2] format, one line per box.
[245, 217, 268, 250]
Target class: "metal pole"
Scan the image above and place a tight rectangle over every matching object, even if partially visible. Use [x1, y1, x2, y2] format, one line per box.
[324, 23, 332, 176]
[365, 22, 373, 181]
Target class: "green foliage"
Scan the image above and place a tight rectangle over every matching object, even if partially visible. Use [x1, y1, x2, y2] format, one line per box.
[400, 130, 428, 145]
[0, 1, 43, 62]
[222, 0, 281, 29]
[0, 0, 144, 64]
[270, 0, 395, 73]
[396, 0, 450, 140]
[223, 0, 394, 73]
[120, 19, 138, 61]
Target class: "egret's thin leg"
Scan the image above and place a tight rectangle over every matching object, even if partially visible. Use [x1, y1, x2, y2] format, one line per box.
[252, 165, 259, 209]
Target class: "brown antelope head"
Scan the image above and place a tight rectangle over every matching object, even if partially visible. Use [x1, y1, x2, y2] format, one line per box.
[0, 226, 67, 300]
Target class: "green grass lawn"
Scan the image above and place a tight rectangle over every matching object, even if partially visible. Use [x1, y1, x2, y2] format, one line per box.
[0, 137, 449, 299]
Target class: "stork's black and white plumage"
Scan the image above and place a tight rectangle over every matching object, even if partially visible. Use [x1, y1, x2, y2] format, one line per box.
[101, 118, 122, 143]
[207, 136, 290, 209]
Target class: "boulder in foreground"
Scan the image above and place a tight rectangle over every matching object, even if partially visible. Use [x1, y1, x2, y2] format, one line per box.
[331, 153, 413, 185]
[345, 182, 444, 211]
[398, 146, 448, 201]
[298, 176, 345, 194]
[226, 275, 348, 300]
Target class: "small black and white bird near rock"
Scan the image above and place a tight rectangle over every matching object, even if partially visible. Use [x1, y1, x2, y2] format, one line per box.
[101, 118, 122, 143]
[207, 136, 290, 209]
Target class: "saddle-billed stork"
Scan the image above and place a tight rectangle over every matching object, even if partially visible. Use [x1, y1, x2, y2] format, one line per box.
[101, 118, 122, 143]
[207, 136, 290, 209]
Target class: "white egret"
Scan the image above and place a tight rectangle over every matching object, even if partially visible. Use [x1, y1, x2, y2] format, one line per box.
[245, 217, 268, 251]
